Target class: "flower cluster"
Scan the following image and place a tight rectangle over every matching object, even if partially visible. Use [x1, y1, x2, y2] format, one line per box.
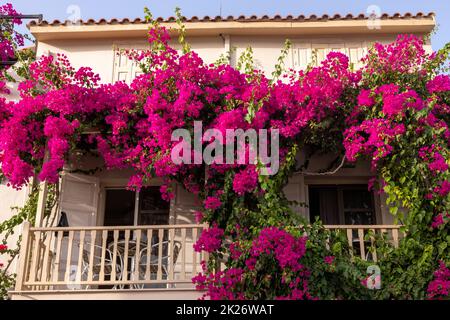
[204, 196, 222, 210]
[427, 261, 450, 299]
[232, 166, 258, 195]
[193, 224, 224, 253]
[427, 75, 450, 94]
[324, 256, 335, 265]
[192, 262, 245, 300]
[250, 227, 307, 271]
[344, 119, 405, 167]
[431, 213, 449, 229]
[194, 227, 312, 300]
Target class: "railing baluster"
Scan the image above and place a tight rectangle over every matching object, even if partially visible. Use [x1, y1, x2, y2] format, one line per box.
[111, 230, 119, 284]
[157, 228, 164, 281]
[134, 229, 142, 281]
[202, 225, 209, 266]
[64, 231, 74, 283]
[358, 229, 365, 260]
[122, 229, 130, 281]
[29, 231, 41, 289]
[76, 230, 85, 283]
[41, 231, 53, 286]
[52, 230, 63, 283]
[169, 227, 175, 282]
[181, 228, 186, 280]
[392, 228, 399, 248]
[99, 230, 107, 282]
[369, 228, 377, 262]
[36, 233, 45, 290]
[88, 230, 96, 283]
[15, 221, 31, 292]
[145, 229, 151, 281]
[346, 228, 353, 258]
[192, 227, 198, 275]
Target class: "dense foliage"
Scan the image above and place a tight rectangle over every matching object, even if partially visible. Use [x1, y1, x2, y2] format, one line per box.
[0, 4, 449, 299]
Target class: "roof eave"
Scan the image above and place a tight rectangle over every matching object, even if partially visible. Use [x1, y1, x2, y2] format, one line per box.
[29, 18, 436, 41]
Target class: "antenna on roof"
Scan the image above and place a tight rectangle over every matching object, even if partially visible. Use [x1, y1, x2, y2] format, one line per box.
[219, 0, 222, 17]
[0, 14, 43, 22]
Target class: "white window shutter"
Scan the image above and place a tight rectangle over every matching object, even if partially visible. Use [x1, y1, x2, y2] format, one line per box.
[113, 48, 132, 83]
[312, 43, 332, 66]
[57, 172, 100, 288]
[346, 42, 365, 69]
[113, 47, 145, 84]
[59, 172, 100, 227]
[292, 43, 312, 71]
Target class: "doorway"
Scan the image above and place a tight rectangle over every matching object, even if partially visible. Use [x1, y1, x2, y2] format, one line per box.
[103, 187, 170, 227]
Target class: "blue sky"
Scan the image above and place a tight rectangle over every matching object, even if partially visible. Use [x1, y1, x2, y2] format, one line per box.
[7, 0, 450, 50]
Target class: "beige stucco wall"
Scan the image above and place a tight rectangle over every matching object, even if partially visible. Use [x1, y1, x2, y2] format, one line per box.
[35, 33, 432, 82]
[0, 182, 29, 271]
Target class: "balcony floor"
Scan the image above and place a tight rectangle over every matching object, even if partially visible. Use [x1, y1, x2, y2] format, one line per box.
[10, 288, 203, 300]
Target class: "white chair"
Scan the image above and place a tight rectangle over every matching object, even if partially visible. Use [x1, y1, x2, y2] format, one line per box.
[79, 243, 124, 289]
[131, 241, 181, 289]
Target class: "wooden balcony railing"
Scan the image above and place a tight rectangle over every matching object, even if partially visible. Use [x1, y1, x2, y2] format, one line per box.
[324, 225, 403, 262]
[15, 223, 208, 292]
[14, 223, 402, 293]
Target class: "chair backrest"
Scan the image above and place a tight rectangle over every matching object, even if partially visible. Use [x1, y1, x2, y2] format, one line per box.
[172, 241, 182, 266]
[139, 240, 182, 265]
[82, 243, 114, 265]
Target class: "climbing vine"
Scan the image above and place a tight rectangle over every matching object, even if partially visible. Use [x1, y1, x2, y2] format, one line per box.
[0, 4, 449, 299]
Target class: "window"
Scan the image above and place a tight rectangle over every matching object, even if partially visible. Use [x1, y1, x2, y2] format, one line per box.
[308, 185, 376, 225]
[138, 187, 171, 225]
[103, 189, 136, 226]
[103, 187, 170, 227]
[112, 48, 145, 84]
[292, 41, 367, 71]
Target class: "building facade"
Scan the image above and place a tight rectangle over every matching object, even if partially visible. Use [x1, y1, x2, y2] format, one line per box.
[2, 12, 435, 299]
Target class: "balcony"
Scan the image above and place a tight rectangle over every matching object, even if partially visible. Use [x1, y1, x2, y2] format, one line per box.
[11, 223, 208, 300]
[9, 223, 402, 300]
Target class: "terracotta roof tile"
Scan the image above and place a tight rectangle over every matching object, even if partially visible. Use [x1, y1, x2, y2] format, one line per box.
[28, 12, 435, 27]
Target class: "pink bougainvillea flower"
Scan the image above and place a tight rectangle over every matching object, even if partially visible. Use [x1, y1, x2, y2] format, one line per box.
[194, 211, 204, 224]
[324, 256, 335, 265]
[204, 196, 222, 210]
[193, 224, 224, 253]
[428, 152, 448, 173]
[232, 166, 258, 195]
[427, 74, 450, 94]
[427, 261, 450, 299]
[357, 89, 375, 107]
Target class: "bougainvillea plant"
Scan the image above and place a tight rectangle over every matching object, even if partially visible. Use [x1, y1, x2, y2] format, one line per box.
[0, 4, 449, 299]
